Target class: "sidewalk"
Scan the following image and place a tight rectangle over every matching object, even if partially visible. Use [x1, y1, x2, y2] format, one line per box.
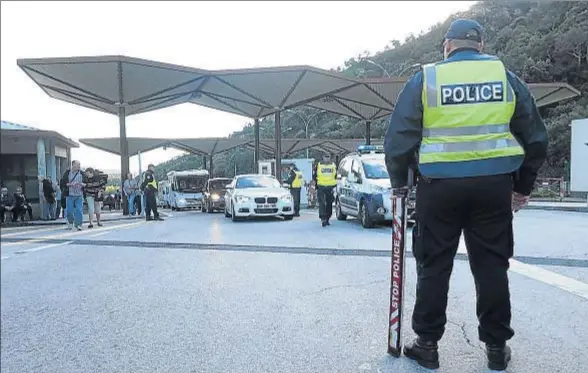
[28, 210, 170, 226]
[525, 201, 588, 213]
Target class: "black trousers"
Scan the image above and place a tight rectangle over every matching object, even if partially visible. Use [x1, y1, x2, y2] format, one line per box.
[144, 189, 159, 219]
[412, 174, 515, 345]
[134, 195, 142, 215]
[290, 188, 301, 215]
[0, 205, 8, 223]
[317, 186, 334, 220]
[12, 205, 33, 222]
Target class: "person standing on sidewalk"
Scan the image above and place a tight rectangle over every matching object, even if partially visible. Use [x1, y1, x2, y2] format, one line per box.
[383, 19, 548, 371]
[140, 164, 163, 221]
[83, 167, 106, 228]
[61, 160, 85, 230]
[123, 172, 139, 216]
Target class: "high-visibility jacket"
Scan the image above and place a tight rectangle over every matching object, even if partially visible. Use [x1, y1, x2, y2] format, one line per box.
[316, 163, 337, 187]
[143, 171, 158, 191]
[292, 171, 303, 188]
[419, 59, 525, 178]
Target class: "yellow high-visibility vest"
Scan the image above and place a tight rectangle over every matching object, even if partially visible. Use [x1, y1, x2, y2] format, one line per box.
[420, 59, 525, 178]
[292, 171, 303, 188]
[316, 163, 337, 187]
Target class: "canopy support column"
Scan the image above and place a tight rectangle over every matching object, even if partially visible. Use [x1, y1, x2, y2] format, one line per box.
[118, 61, 130, 216]
[274, 111, 282, 180]
[209, 153, 214, 178]
[202, 155, 207, 170]
[365, 121, 371, 145]
[254, 117, 260, 172]
[118, 106, 130, 216]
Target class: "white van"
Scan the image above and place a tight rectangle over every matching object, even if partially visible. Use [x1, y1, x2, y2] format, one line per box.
[167, 170, 209, 211]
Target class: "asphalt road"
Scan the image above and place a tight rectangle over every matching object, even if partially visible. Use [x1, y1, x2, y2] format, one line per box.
[1, 209, 587, 373]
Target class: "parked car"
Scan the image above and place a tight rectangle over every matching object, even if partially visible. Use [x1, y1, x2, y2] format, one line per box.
[202, 177, 232, 213]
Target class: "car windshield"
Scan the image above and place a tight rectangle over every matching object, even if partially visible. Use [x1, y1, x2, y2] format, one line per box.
[209, 179, 232, 190]
[177, 176, 206, 192]
[362, 159, 389, 179]
[236, 176, 281, 189]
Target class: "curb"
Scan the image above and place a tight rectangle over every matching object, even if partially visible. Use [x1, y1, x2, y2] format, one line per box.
[2, 213, 171, 228]
[524, 205, 588, 213]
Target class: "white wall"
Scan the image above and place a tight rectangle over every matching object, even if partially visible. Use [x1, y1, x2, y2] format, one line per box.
[570, 118, 588, 192]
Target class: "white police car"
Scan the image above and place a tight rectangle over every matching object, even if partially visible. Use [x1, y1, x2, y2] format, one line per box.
[335, 145, 415, 228]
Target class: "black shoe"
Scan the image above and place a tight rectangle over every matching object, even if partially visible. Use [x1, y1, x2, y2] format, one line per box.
[321, 219, 328, 227]
[403, 338, 439, 369]
[146, 216, 154, 221]
[486, 344, 511, 371]
[326, 219, 330, 225]
[155, 217, 164, 221]
[88, 224, 94, 229]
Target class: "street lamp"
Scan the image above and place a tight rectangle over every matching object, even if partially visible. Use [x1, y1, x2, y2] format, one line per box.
[363, 59, 421, 77]
[363, 59, 391, 77]
[285, 109, 327, 158]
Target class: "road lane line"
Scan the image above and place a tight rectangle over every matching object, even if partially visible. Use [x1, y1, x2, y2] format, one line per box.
[509, 259, 588, 300]
[1, 221, 144, 247]
[88, 231, 110, 238]
[14, 241, 74, 254]
[457, 235, 588, 300]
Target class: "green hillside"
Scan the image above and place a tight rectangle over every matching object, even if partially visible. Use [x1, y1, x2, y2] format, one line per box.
[156, 1, 588, 180]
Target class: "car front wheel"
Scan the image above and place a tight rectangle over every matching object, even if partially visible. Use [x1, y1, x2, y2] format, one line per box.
[336, 198, 347, 221]
[360, 200, 375, 229]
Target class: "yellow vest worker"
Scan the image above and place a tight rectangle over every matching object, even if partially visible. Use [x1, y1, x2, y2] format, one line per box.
[383, 19, 548, 371]
[316, 163, 337, 187]
[291, 170, 303, 188]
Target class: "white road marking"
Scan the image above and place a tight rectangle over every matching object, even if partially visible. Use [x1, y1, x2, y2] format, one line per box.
[457, 235, 588, 300]
[15, 241, 74, 254]
[510, 260, 588, 300]
[88, 231, 110, 238]
[1, 221, 144, 247]
[1, 256, 11, 260]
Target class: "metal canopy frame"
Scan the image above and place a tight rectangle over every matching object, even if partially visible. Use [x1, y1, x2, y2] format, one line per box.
[19, 55, 582, 193]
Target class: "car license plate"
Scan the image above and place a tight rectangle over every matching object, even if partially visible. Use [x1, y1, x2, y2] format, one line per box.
[257, 204, 275, 208]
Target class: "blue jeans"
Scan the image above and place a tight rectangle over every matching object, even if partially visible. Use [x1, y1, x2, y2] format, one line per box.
[127, 193, 136, 215]
[66, 195, 83, 226]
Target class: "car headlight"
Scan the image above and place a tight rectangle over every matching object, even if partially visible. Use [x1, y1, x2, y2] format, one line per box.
[211, 193, 220, 201]
[178, 198, 187, 204]
[280, 194, 293, 202]
[235, 195, 250, 203]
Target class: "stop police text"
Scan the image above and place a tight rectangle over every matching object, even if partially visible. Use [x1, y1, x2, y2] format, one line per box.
[440, 81, 504, 105]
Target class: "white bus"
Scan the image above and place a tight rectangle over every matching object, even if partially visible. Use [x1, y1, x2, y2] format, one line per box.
[167, 170, 209, 211]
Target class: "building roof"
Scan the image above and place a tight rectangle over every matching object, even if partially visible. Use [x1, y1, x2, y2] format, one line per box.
[1, 120, 79, 148]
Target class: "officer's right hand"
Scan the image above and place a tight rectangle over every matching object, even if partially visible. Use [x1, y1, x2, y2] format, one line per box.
[512, 192, 530, 213]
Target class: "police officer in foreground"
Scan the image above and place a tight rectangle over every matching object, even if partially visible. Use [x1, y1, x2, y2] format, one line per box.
[384, 19, 548, 370]
[140, 164, 164, 221]
[313, 153, 337, 227]
[285, 164, 303, 217]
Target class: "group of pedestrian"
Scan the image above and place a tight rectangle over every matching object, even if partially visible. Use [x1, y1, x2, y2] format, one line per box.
[0, 186, 34, 223]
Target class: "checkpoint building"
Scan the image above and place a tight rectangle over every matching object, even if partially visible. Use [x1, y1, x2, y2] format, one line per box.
[0, 120, 78, 217]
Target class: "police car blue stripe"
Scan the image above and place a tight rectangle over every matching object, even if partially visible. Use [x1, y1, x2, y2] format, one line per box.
[422, 123, 510, 137]
[420, 138, 521, 153]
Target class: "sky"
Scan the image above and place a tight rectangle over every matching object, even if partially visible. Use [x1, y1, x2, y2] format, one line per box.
[1, 1, 475, 174]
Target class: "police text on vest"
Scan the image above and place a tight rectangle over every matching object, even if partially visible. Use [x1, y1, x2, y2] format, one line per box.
[440, 81, 504, 105]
